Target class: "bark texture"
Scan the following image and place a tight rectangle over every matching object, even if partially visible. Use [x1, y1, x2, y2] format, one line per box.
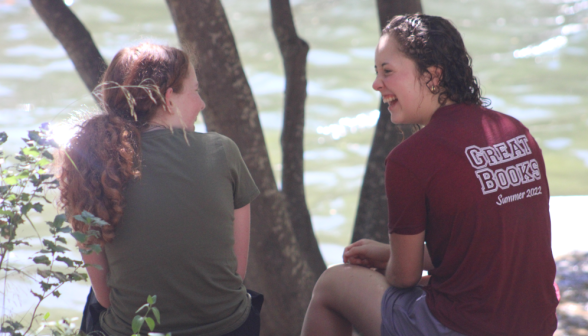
[351, 0, 422, 243]
[270, 0, 326, 277]
[30, 0, 106, 93]
[377, 0, 423, 28]
[166, 1, 317, 335]
[352, 103, 419, 243]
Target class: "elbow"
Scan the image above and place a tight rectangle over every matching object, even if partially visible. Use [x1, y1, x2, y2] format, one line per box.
[94, 288, 111, 309]
[386, 271, 421, 288]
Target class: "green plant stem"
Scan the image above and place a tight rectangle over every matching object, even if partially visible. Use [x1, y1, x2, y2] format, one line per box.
[23, 249, 56, 335]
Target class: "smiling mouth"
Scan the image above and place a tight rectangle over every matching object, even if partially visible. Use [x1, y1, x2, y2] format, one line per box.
[383, 96, 397, 104]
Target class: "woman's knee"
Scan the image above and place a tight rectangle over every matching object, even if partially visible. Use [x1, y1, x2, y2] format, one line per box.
[312, 264, 387, 304]
[310, 264, 352, 304]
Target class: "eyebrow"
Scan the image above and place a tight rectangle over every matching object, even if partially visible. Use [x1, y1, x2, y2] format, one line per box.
[374, 62, 389, 69]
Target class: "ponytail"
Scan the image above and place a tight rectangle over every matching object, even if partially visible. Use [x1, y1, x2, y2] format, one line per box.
[60, 114, 141, 244]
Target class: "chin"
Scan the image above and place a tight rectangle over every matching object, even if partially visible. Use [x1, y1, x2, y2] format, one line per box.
[389, 114, 406, 125]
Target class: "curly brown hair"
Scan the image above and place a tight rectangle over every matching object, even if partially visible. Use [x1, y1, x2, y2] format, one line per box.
[383, 14, 490, 107]
[59, 43, 190, 245]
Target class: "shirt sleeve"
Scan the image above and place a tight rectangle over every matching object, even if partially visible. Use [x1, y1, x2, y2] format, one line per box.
[386, 158, 427, 235]
[221, 137, 260, 209]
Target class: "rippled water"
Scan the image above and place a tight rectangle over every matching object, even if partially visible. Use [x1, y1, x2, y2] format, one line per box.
[1, 0, 587, 323]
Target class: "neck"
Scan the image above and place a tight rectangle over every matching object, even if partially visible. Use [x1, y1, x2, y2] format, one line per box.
[150, 108, 195, 132]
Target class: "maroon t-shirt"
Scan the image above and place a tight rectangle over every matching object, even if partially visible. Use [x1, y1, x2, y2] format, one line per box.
[386, 104, 558, 336]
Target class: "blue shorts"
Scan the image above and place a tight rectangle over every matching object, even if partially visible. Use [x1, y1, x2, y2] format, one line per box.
[381, 286, 465, 336]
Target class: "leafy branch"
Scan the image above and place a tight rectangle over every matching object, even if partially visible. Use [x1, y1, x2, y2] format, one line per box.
[132, 295, 170, 336]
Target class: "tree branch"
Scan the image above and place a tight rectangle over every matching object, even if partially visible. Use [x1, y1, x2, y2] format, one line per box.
[270, 0, 326, 277]
[30, 0, 106, 94]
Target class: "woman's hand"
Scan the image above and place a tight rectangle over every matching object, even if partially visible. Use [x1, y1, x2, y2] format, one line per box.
[343, 239, 390, 270]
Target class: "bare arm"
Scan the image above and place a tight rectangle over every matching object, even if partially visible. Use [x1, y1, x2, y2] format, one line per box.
[385, 232, 426, 288]
[344, 238, 433, 272]
[233, 204, 251, 280]
[81, 249, 110, 308]
[423, 243, 434, 271]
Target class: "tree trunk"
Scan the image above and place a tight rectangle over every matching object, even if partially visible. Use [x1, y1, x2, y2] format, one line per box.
[377, 0, 423, 28]
[270, 0, 326, 277]
[30, 0, 106, 94]
[352, 103, 419, 243]
[166, 1, 317, 335]
[351, 0, 422, 243]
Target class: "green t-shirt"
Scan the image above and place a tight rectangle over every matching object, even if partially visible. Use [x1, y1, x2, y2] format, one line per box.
[100, 130, 259, 336]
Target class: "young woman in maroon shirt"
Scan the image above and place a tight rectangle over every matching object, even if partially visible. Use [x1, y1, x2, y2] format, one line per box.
[301, 14, 558, 336]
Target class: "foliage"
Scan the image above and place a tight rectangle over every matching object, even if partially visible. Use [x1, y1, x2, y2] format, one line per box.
[131, 295, 170, 336]
[0, 128, 169, 336]
[0, 128, 94, 335]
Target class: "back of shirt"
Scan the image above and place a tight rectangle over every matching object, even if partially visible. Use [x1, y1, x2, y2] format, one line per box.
[386, 104, 558, 336]
[101, 130, 259, 336]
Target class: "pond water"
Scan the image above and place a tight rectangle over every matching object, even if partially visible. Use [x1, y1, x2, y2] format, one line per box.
[1, 0, 587, 325]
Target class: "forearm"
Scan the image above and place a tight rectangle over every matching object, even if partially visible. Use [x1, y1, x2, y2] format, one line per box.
[233, 204, 251, 280]
[81, 249, 111, 308]
[384, 232, 426, 288]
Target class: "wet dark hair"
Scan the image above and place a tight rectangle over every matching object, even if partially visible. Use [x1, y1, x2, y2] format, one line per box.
[383, 14, 490, 107]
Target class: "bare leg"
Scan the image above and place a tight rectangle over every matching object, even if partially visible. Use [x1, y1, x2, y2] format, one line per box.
[301, 264, 389, 336]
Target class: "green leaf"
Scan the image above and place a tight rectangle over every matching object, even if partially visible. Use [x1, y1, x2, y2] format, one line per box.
[2, 319, 24, 332]
[83, 263, 103, 271]
[17, 171, 29, 180]
[89, 244, 102, 254]
[28, 131, 42, 144]
[0, 185, 9, 195]
[132, 316, 145, 334]
[22, 147, 39, 157]
[58, 226, 72, 233]
[42, 150, 54, 160]
[53, 271, 67, 282]
[135, 303, 149, 314]
[71, 231, 87, 243]
[1, 242, 14, 251]
[56, 256, 74, 267]
[42, 239, 69, 253]
[151, 307, 161, 324]
[52, 290, 61, 298]
[145, 317, 155, 331]
[69, 271, 87, 281]
[0, 210, 14, 216]
[40, 281, 53, 291]
[43, 312, 50, 320]
[31, 290, 43, 300]
[37, 158, 51, 167]
[74, 214, 91, 224]
[0, 132, 7, 145]
[3, 176, 17, 185]
[20, 203, 32, 215]
[33, 255, 51, 266]
[87, 229, 101, 238]
[147, 295, 155, 305]
[32, 203, 43, 213]
[53, 214, 66, 229]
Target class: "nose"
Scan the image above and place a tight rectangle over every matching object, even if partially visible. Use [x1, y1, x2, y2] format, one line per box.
[372, 75, 383, 92]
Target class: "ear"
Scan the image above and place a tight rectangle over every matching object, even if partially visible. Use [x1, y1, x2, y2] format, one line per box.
[164, 87, 175, 113]
[427, 66, 443, 87]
